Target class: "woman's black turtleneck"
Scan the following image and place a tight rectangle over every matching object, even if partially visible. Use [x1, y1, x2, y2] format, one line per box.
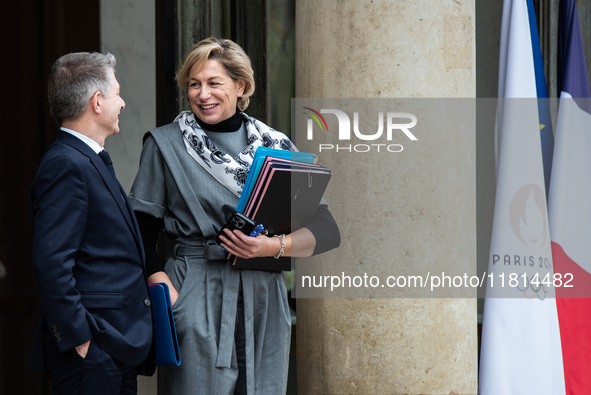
[195, 110, 242, 132]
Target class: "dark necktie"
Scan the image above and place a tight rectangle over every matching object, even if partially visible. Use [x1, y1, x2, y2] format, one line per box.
[99, 150, 129, 207]
[99, 151, 137, 237]
[99, 150, 116, 178]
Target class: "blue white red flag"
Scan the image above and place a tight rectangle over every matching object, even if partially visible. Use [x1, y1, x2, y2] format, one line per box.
[548, 0, 591, 393]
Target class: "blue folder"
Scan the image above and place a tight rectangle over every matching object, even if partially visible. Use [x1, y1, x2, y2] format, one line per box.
[237, 147, 316, 213]
[148, 282, 181, 366]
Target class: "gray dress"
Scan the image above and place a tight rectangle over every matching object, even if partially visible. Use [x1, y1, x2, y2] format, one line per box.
[129, 120, 291, 395]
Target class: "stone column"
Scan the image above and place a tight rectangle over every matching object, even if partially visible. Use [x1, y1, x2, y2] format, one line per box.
[295, 1, 478, 394]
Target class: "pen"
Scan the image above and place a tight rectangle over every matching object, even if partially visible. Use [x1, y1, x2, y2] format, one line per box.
[249, 224, 265, 237]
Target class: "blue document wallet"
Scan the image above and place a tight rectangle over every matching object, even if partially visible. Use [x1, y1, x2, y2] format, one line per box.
[148, 282, 181, 366]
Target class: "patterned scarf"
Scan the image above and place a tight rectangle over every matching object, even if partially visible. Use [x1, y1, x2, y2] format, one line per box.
[176, 110, 294, 197]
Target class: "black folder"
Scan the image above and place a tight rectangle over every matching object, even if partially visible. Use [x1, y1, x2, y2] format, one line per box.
[232, 156, 332, 271]
[148, 282, 181, 366]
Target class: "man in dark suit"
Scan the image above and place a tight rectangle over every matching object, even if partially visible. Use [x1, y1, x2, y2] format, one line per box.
[29, 52, 154, 394]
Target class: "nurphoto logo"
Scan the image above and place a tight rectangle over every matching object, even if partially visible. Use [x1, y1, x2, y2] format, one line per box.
[302, 106, 418, 153]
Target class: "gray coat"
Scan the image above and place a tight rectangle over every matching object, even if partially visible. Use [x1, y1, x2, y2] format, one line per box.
[130, 121, 291, 394]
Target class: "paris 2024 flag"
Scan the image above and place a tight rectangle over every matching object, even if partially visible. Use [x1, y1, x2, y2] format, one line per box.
[548, 0, 591, 393]
[478, 0, 565, 394]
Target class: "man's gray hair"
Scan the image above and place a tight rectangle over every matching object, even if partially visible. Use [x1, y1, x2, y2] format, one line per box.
[47, 52, 117, 125]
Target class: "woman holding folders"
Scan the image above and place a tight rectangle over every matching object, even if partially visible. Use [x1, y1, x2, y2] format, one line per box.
[129, 37, 340, 394]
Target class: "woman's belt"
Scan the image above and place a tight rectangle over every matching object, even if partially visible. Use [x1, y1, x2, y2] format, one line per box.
[172, 239, 227, 261]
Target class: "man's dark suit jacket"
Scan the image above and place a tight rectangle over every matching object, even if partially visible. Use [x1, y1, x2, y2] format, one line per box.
[29, 131, 154, 373]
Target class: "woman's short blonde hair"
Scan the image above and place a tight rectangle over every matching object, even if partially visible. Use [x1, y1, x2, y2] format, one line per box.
[176, 37, 255, 112]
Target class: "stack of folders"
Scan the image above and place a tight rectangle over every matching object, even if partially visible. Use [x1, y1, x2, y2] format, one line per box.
[232, 147, 332, 271]
[148, 282, 181, 366]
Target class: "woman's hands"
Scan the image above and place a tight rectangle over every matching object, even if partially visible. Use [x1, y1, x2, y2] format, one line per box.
[147, 272, 179, 305]
[218, 226, 317, 259]
[218, 228, 281, 259]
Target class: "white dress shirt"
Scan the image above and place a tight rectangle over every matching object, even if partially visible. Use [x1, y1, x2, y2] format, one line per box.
[61, 127, 103, 154]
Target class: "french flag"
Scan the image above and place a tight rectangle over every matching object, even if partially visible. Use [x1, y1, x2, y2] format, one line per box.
[548, 0, 591, 392]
